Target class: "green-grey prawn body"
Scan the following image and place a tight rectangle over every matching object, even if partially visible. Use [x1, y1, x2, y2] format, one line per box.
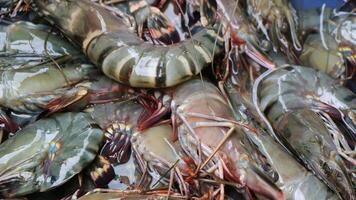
[0, 21, 81, 69]
[0, 112, 104, 197]
[257, 66, 356, 123]
[131, 125, 182, 189]
[0, 58, 95, 114]
[256, 65, 355, 200]
[300, 33, 346, 79]
[33, 0, 224, 88]
[224, 79, 339, 200]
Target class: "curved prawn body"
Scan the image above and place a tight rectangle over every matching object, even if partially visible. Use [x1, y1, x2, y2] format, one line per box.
[173, 79, 284, 200]
[33, 0, 224, 88]
[0, 21, 81, 69]
[87, 101, 144, 165]
[254, 65, 355, 200]
[244, 0, 301, 52]
[0, 112, 104, 197]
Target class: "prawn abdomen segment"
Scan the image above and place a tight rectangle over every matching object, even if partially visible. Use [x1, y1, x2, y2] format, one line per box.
[99, 28, 223, 88]
[35, 0, 224, 88]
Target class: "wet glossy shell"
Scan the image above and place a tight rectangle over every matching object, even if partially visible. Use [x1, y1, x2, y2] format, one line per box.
[225, 66, 339, 200]
[256, 65, 355, 200]
[0, 21, 81, 69]
[173, 79, 284, 200]
[258, 65, 356, 116]
[0, 60, 95, 114]
[34, 0, 224, 88]
[300, 33, 345, 79]
[4, 21, 79, 56]
[131, 125, 179, 187]
[0, 112, 104, 197]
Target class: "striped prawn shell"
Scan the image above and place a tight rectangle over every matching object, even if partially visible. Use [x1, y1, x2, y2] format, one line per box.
[34, 0, 224, 88]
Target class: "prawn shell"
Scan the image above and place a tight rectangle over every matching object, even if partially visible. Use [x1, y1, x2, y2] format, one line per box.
[5, 21, 80, 57]
[174, 79, 284, 200]
[0, 21, 81, 70]
[256, 65, 355, 200]
[300, 33, 345, 79]
[131, 124, 180, 187]
[33, 0, 224, 88]
[0, 112, 104, 197]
